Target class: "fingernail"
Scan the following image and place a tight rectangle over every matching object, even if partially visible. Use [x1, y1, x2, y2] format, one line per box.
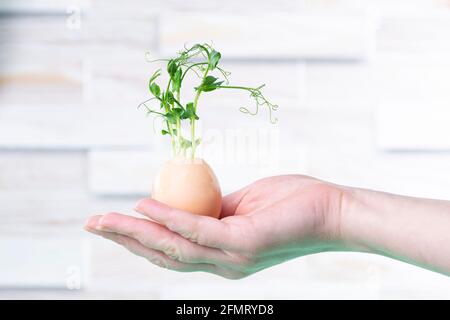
[135, 198, 162, 212]
[84, 216, 100, 230]
[95, 216, 110, 231]
[96, 224, 113, 232]
[134, 199, 146, 212]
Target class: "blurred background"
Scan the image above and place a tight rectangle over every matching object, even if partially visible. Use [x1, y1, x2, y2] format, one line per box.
[1, 0, 450, 299]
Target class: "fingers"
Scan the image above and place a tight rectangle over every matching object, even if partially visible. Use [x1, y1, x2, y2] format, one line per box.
[84, 214, 102, 230]
[86, 212, 239, 266]
[85, 216, 246, 278]
[220, 187, 249, 218]
[135, 199, 241, 250]
[86, 227, 217, 274]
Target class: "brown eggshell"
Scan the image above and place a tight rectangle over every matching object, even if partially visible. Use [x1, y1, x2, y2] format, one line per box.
[152, 158, 222, 218]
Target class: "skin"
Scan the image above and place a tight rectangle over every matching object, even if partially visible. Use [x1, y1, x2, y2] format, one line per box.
[84, 175, 450, 279]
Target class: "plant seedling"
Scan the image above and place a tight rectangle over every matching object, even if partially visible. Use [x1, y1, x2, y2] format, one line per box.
[139, 43, 278, 218]
[139, 43, 278, 159]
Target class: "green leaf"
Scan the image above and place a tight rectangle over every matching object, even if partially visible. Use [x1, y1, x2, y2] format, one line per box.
[202, 83, 223, 92]
[172, 107, 184, 116]
[149, 69, 161, 84]
[209, 50, 221, 69]
[195, 76, 224, 92]
[166, 91, 175, 104]
[203, 75, 218, 85]
[186, 102, 195, 114]
[164, 112, 177, 124]
[161, 129, 169, 135]
[180, 113, 189, 120]
[171, 68, 182, 92]
[182, 102, 199, 120]
[167, 59, 178, 77]
[149, 83, 160, 97]
[148, 70, 162, 97]
[180, 137, 192, 149]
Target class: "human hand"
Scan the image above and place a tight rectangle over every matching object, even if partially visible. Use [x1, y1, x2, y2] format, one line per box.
[84, 175, 346, 279]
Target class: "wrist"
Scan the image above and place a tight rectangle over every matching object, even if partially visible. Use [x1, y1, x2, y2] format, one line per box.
[310, 182, 359, 252]
[337, 186, 394, 254]
[322, 184, 375, 253]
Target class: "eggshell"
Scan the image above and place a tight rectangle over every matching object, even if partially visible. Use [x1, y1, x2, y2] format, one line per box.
[152, 157, 222, 218]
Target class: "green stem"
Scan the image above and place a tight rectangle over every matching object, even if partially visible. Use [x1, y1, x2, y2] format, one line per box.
[139, 104, 165, 117]
[190, 92, 200, 160]
[162, 79, 178, 156]
[175, 88, 183, 157]
[217, 85, 263, 91]
[190, 66, 209, 159]
[172, 96, 183, 108]
[165, 78, 172, 95]
[181, 62, 208, 82]
[166, 121, 176, 156]
[176, 117, 181, 155]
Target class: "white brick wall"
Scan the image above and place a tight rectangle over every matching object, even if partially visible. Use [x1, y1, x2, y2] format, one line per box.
[1, 0, 450, 298]
[159, 11, 375, 60]
[377, 102, 450, 151]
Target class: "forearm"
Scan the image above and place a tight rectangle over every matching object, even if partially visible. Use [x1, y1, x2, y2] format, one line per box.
[340, 187, 450, 275]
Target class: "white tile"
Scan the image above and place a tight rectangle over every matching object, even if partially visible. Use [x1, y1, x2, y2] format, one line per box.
[0, 105, 154, 149]
[0, 44, 83, 105]
[0, 151, 85, 190]
[0, 16, 81, 45]
[89, 0, 301, 19]
[0, 236, 88, 289]
[159, 12, 375, 60]
[0, 190, 89, 233]
[365, 0, 442, 17]
[285, 105, 373, 150]
[374, 53, 450, 103]
[0, 105, 85, 149]
[87, 149, 165, 196]
[0, 0, 90, 15]
[377, 13, 450, 54]
[376, 102, 450, 151]
[80, 17, 158, 48]
[305, 62, 375, 107]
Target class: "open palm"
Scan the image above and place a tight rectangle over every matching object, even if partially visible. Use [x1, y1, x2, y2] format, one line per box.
[85, 175, 344, 279]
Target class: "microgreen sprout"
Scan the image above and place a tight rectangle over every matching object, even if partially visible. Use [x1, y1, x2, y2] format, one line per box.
[139, 43, 278, 159]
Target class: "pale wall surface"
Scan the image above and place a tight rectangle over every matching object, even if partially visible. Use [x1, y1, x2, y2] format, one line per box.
[1, 0, 450, 299]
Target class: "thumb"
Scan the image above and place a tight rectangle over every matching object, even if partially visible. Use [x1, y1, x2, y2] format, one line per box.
[220, 185, 250, 218]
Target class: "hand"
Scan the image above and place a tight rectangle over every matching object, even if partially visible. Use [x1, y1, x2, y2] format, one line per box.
[84, 175, 345, 279]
